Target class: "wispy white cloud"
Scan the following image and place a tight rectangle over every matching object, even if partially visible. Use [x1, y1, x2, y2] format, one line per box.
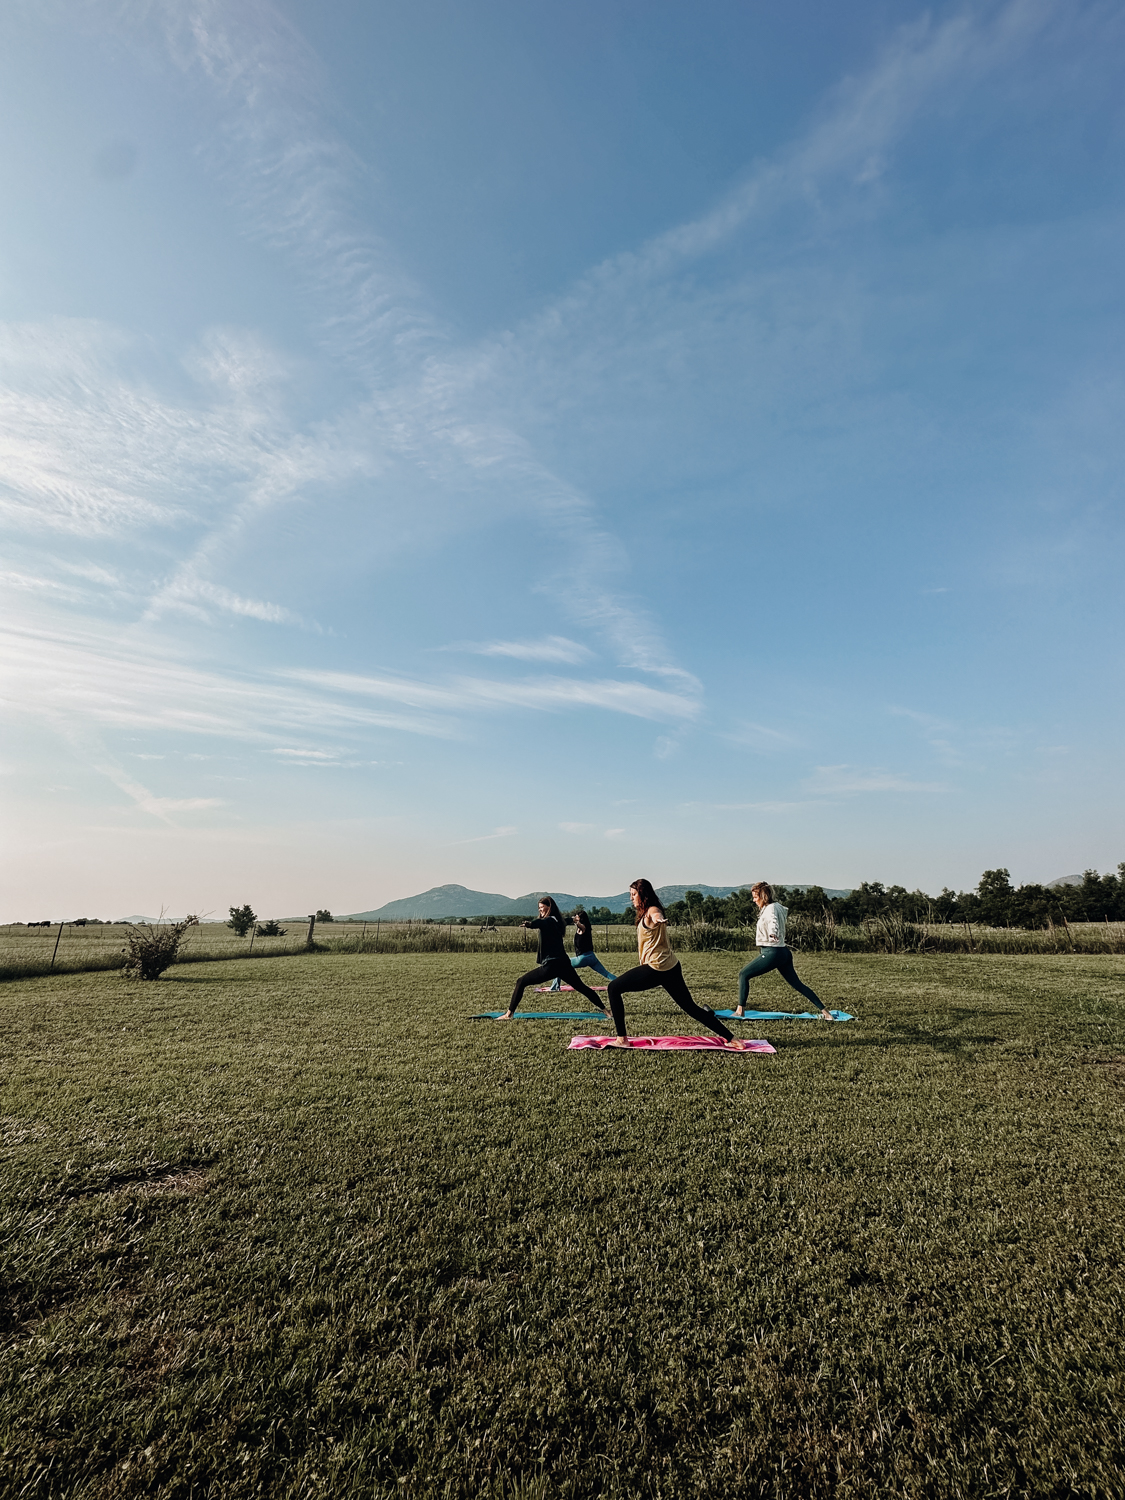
[803, 765, 947, 795]
[59, 0, 701, 683]
[59, 561, 123, 587]
[271, 745, 374, 768]
[160, 578, 305, 627]
[723, 721, 800, 752]
[0, 318, 291, 540]
[86, 755, 225, 823]
[682, 801, 807, 814]
[888, 706, 965, 767]
[286, 666, 700, 723]
[559, 821, 595, 834]
[0, 622, 699, 790]
[531, 1, 1050, 306]
[281, 668, 463, 712]
[454, 674, 699, 722]
[0, 569, 82, 599]
[447, 636, 593, 665]
[0, 624, 456, 744]
[888, 706, 1025, 771]
[149, 1, 442, 375]
[450, 825, 518, 845]
[1, 0, 1074, 859]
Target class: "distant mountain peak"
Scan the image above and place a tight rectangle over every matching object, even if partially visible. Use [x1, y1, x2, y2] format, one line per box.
[343, 879, 850, 922]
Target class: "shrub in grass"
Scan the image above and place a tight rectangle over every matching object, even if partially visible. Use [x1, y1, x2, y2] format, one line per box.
[122, 916, 198, 980]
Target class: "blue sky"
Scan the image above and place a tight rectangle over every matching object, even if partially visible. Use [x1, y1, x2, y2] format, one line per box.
[2, 0, 1123, 919]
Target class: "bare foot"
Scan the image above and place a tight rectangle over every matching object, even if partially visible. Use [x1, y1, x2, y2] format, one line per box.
[734, 1007, 745, 1017]
[605, 1036, 631, 1049]
[726, 1038, 750, 1051]
[818, 1009, 835, 1021]
[497, 1010, 515, 1021]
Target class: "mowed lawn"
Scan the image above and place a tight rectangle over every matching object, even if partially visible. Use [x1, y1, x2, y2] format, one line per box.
[2, 952, 1123, 1499]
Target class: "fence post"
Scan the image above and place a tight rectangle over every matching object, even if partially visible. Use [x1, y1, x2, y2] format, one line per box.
[306, 914, 317, 948]
[50, 921, 64, 968]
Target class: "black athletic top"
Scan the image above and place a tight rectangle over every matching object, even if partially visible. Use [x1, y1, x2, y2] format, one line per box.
[573, 914, 594, 955]
[527, 914, 566, 963]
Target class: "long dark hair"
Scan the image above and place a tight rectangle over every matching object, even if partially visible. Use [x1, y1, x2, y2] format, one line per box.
[538, 895, 563, 920]
[629, 878, 665, 924]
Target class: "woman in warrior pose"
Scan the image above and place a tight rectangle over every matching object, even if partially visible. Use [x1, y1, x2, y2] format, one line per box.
[733, 882, 834, 1018]
[498, 898, 608, 1019]
[604, 879, 748, 1049]
[546, 907, 617, 992]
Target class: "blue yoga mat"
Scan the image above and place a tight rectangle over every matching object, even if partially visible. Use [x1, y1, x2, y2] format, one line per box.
[471, 1011, 611, 1021]
[716, 1008, 853, 1022]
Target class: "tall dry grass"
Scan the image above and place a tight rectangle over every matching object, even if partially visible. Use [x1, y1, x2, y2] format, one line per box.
[4, 914, 1123, 982]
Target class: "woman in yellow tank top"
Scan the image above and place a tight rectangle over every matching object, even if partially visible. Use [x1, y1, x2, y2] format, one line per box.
[604, 879, 750, 1050]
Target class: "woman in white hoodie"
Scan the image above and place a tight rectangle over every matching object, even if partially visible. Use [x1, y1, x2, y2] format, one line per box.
[734, 882, 834, 1019]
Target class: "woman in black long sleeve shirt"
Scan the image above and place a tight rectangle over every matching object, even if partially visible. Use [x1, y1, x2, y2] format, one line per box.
[499, 898, 608, 1018]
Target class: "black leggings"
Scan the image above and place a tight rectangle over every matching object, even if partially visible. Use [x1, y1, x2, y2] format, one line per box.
[606, 963, 733, 1041]
[510, 957, 607, 1013]
[738, 946, 827, 1012]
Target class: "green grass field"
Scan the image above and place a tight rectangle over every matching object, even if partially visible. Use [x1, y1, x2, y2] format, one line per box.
[2, 951, 1123, 1498]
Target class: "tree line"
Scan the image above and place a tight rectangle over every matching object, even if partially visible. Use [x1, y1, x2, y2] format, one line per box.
[660, 867, 1125, 930]
[465, 868, 1123, 930]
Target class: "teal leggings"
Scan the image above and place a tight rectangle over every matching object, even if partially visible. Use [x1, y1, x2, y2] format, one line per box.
[738, 946, 828, 1012]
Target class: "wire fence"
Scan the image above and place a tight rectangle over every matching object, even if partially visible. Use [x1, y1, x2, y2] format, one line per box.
[4, 911, 1124, 982]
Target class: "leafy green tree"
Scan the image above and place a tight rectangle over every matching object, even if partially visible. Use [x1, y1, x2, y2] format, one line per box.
[227, 904, 256, 937]
[1065, 869, 1123, 922]
[726, 887, 759, 925]
[977, 869, 1014, 926]
[932, 888, 960, 921]
[255, 919, 287, 937]
[315, 909, 334, 923]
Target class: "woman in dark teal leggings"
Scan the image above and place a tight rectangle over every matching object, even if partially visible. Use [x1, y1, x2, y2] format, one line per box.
[734, 882, 834, 1019]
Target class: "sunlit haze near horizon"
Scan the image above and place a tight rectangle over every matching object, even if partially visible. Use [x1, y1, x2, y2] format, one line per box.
[2, 0, 1123, 919]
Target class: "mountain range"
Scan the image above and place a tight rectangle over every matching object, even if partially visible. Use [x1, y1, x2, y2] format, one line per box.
[343, 881, 853, 922]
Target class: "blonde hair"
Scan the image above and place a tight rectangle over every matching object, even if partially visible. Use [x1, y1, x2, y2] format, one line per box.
[751, 881, 774, 904]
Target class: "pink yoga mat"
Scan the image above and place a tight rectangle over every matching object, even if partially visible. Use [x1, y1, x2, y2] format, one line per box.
[568, 1035, 776, 1053]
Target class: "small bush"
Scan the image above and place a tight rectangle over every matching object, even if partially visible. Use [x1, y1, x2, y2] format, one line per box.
[255, 920, 288, 937]
[122, 917, 198, 981]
